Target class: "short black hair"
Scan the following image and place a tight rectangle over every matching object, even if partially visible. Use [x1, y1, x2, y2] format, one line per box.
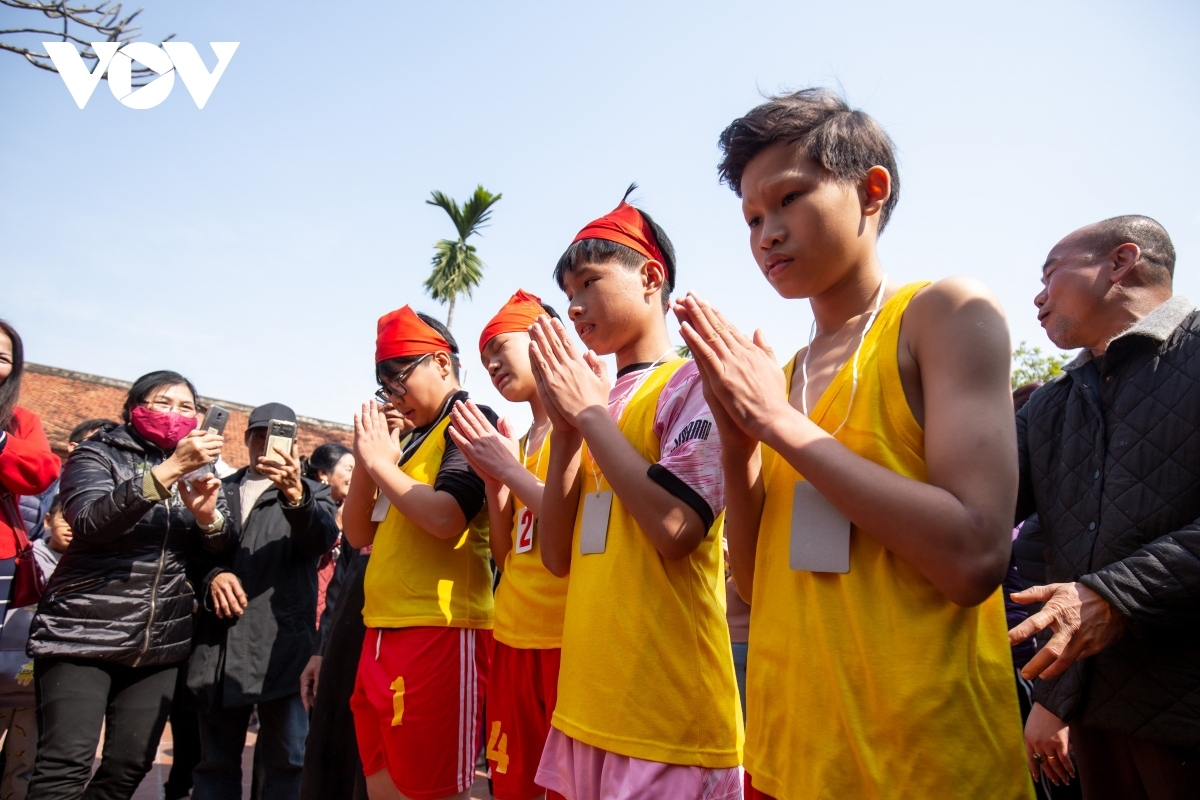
[69, 418, 117, 444]
[0, 319, 24, 433]
[1013, 382, 1043, 413]
[377, 312, 462, 384]
[553, 185, 677, 313]
[47, 493, 63, 518]
[717, 88, 901, 233]
[122, 370, 199, 424]
[1083, 215, 1176, 285]
[303, 442, 352, 480]
[539, 302, 561, 321]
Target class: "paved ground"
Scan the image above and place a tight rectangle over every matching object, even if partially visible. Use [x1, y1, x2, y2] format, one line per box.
[126, 723, 495, 799]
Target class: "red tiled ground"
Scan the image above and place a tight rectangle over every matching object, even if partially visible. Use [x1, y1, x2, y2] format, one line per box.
[126, 723, 495, 799]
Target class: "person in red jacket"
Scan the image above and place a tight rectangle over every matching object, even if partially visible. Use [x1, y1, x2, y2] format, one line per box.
[0, 320, 61, 622]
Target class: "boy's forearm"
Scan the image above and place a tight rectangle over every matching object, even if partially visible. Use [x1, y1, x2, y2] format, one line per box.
[370, 465, 467, 539]
[502, 468, 545, 518]
[487, 487, 514, 570]
[723, 443, 764, 602]
[540, 433, 582, 577]
[575, 408, 707, 560]
[341, 462, 378, 548]
[764, 411, 1009, 606]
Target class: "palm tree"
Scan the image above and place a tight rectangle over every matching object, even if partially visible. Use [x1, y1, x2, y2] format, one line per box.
[423, 185, 502, 329]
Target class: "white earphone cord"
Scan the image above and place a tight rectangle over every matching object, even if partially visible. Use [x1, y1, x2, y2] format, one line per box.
[798, 276, 888, 437]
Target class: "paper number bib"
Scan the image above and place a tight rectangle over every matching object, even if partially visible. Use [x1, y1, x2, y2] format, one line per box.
[515, 507, 535, 554]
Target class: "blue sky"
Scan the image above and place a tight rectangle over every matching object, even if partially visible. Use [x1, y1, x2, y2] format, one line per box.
[3, 0, 1198, 431]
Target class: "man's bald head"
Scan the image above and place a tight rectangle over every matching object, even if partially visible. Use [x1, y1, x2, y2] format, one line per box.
[1074, 215, 1176, 287]
[1037, 215, 1177, 353]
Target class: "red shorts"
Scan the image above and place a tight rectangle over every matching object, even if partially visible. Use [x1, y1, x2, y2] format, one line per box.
[485, 643, 563, 800]
[351, 626, 493, 800]
[744, 773, 776, 800]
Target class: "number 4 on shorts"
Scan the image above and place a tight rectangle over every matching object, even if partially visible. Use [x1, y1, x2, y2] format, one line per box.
[487, 721, 510, 773]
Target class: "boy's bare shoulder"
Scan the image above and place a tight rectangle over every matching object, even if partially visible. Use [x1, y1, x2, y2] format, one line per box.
[905, 277, 1007, 336]
[901, 277, 1009, 370]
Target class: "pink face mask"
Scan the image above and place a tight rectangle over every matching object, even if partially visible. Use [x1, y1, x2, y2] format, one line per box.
[130, 406, 198, 450]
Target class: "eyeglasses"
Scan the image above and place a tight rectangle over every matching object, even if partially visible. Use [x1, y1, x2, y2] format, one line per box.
[375, 354, 431, 403]
[144, 399, 198, 417]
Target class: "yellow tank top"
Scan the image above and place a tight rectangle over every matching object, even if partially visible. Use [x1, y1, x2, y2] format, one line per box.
[553, 359, 743, 768]
[493, 433, 569, 649]
[745, 282, 1032, 799]
[362, 415, 494, 630]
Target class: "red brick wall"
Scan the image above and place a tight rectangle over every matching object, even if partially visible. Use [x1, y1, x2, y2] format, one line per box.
[19, 365, 353, 470]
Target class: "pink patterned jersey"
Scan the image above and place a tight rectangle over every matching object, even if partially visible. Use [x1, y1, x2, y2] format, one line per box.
[608, 359, 725, 523]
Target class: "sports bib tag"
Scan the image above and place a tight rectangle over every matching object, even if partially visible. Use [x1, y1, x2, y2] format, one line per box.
[370, 492, 391, 523]
[515, 507, 535, 554]
[790, 481, 851, 573]
[578, 491, 613, 555]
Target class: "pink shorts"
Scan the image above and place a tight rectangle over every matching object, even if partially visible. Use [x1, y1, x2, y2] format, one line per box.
[535, 727, 742, 800]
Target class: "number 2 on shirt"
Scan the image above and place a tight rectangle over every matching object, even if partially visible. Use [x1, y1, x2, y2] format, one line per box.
[515, 507, 535, 554]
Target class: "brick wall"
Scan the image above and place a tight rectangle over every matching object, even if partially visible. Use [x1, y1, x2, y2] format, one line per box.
[19, 364, 353, 469]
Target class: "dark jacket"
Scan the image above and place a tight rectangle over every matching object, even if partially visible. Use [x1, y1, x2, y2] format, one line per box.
[187, 469, 339, 709]
[1016, 296, 1200, 750]
[17, 482, 56, 542]
[27, 423, 231, 667]
[1013, 515, 1047, 592]
[300, 548, 369, 800]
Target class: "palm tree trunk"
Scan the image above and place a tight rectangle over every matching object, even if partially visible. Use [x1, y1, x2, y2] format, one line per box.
[446, 294, 456, 330]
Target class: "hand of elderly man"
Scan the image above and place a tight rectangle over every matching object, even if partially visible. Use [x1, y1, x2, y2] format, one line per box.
[1009, 582, 1126, 681]
[256, 442, 305, 505]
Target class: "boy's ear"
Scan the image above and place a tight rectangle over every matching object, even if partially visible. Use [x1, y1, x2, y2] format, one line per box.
[641, 259, 667, 306]
[433, 350, 453, 377]
[860, 166, 892, 220]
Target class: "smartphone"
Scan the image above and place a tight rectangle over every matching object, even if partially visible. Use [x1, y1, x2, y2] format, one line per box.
[264, 419, 297, 465]
[200, 405, 230, 436]
[182, 405, 230, 483]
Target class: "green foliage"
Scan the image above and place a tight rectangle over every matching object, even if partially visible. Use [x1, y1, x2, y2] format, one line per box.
[424, 185, 502, 328]
[676, 345, 691, 359]
[1012, 341, 1070, 389]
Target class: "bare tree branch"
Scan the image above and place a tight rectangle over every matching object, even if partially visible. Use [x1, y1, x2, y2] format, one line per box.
[0, 0, 174, 87]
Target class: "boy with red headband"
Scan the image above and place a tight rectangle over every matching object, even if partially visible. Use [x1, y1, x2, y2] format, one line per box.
[674, 89, 1031, 799]
[529, 190, 743, 799]
[448, 290, 569, 800]
[343, 305, 498, 800]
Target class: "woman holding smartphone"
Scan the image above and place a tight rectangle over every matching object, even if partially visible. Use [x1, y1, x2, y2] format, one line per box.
[26, 370, 231, 800]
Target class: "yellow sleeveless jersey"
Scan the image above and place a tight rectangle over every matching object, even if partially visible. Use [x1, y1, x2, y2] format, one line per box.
[745, 282, 1032, 799]
[552, 359, 743, 768]
[363, 415, 494, 630]
[493, 433, 569, 649]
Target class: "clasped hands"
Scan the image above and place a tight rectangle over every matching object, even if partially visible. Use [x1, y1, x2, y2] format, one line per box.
[448, 401, 521, 492]
[672, 294, 789, 449]
[527, 316, 611, 435]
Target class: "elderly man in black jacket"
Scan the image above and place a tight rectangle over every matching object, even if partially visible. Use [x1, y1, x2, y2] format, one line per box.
[1010, 215, 1200, 799]
[188, 403, 339, 800]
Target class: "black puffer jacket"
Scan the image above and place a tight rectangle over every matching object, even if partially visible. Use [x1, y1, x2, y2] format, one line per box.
[188, 470, 339, 709]
[28, 424, 232, 667]
[1016, 296, 1200, 750]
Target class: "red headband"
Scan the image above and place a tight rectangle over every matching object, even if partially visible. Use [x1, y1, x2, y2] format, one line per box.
[375, 305, 451, 364]
[571, 199, 666, 268]
[479, 290, 544, 354]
